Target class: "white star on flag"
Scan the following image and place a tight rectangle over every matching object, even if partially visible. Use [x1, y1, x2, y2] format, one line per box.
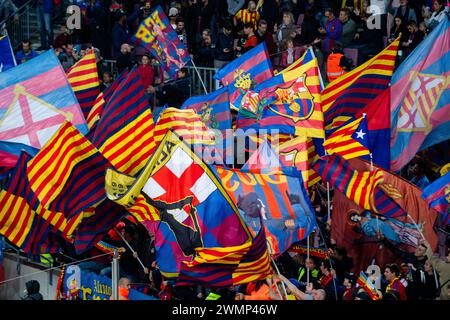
[355, 129, 366, 139]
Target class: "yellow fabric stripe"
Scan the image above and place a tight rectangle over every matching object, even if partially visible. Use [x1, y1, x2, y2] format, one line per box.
[71, 83, 99, 91]
[8, 198, 30, 243]
[0, 192, 19, 236]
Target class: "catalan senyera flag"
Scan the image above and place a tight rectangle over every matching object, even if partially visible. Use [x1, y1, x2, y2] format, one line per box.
[105, 131, 251, 276]
[323, 115, 370, 159]
[90, 69, 155, 176]
[312, 154, 384, 211]
[422, 171, 450, 225]
[177, 226, 272, 287]
[277, 135, 310, 189]
[127, 194, 160, 223]
[0, 152, 81, 253]
[66, 50, 100, 120]
[26, 121, 110, 220]
[322, 39, 399, 130]
[237, 58, 324, 138]
[86, 70, 130, 131]
[154, 107, 215, 146]
[306, 138, 322, 187]
[215, 43, 274, 111]
[133, 5, 190, 78]
[357, 271, 381, 300]
[390, 19, 450, 171]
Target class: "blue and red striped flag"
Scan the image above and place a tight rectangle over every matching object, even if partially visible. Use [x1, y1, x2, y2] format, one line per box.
[67, 50, 100, 120]
[180, 86, 231, 131]
[177, 226, 272, 287]
[214, 43, 273, 110]
[422, 171, 450, 225]
[373, 186, 407, 219]
[133, 6, 191, 78]
[90, 69, 155, 177]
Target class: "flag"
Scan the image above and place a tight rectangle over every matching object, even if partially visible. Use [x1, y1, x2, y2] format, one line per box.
[323, 115, 370, 159]
[105, 131, 251, 276]
[0, 152, 80, 253]
[281, 46, 314, 74]
[422, 171, 450, 225]
[0, 50, 87, 166]
[390, 19, 450, 171]
[373, 185, 408, 219]
[177, 226, 272, 287]
[86, 70, 130, 131]
[26, 121, 110, 220]
[215, 166, 316, 255]
[277, 135, 310, 189]
[133, 5, 190, 78]
[312, 154, 384, 211]
[357, 271, 381, 300]
[0, 35, 17, 72]
[0, 141, 38, 168]
[180, 86, 231, 131]
[237, 58, 324, 138]
[154, 107, 215, 146]
[331, 158, 439, 272]
[66, 50, 100, 119]
[322, 39, 399, 130]
[214, 43, 273, 110]
[90, 69, 155, 176]
[243, 139, 282, 174]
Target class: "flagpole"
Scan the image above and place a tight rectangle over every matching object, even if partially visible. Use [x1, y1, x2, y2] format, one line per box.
[189, 59, 209, 95]
[406, 213, 426, 241]
[326, 181, 331, 221]
[113, 227, 147, 272]
[306, 234, 310, 285]
[270, 254, 289, 300]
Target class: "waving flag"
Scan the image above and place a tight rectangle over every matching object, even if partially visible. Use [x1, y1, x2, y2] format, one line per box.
[90, 69, 155, 177]
[214, 43, 273, 110]
[312, 154, 384, 211]
[422, 171, 450, 225]
[322, 39, 399, 130]
[105, 131, 251, 276]
[66, 50, 100, 119]
[133, 5, 190, 78]
[0, 50, 87, 166]
[177, 227, 272, 287]
[216, 166, 316, 255]
[237, 58, 324, 138]
[390, 19, 450, 171]
[357, 271, 381, 300]
[323, 115, 370, 160]
[26, 122, 110, 220]
[0, 35, 17, 72]
[180, 86, 231, 131]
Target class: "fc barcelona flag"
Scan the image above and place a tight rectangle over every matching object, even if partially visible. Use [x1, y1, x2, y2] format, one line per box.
[215, 166, 316, 255]
[390, 19, 450, 171]
[0, 35, 16, 72]
[422, 171, 450, 225]
[214, 43, 273, 111]
[133, 5, 190, 78]
[0, 50, 87, 166]
[237, 58, 324, 138]
[105, 131, 251, 276]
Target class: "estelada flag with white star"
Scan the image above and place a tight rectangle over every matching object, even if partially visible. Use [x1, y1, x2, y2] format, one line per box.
[390, 18, 450, 171]
[323, 114, 370, 160]
[0, 50, 87, 167]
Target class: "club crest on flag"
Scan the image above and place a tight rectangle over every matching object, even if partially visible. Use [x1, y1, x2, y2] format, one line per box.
[199, 103, 218, 129]
[0, 85, 73, 149]
[397, 73, 447, 134]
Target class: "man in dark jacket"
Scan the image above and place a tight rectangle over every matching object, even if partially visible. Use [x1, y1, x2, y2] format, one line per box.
[23, 280, 43, 300]
[112, 11, 131, 59]
[213, 21, 234, 69]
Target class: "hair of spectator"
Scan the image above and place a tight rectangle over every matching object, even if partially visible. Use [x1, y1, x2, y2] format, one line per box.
[385, 264, 400, 277]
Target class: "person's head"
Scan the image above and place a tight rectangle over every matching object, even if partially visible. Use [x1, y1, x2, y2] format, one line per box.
[407, 20, 418, 33]
[312, 289, 326, 300]
[433, 0, 445, 12]
[258, 20, 268, 35]
[343, 273, 356, 289]
[320, 260, 333, 275]
[243, 22, 254, 35]
[223, 20, 233, 35]
[305, 257, 316, 270]
[120, 43, 130, 55]
[399, 0, 408, 7]
[394, 16, 403, 27]
[65, 43, 74, 55]
[141, 54, 151, 65]
[410, 159, 426, 176]
[339, 8, 350, 23]
[118, 277, 131, 290]
[248, 0, 256, 11]
[282, 38, 293, 50]
[176, 17, 185, 32]
[202, 28, 211, 41]
[334, 247, 347, 261]
[25, 280, 40, 295]
[331, 43, 343, 54]
[282, 11, 294, 26]
[414, 243, 427, 257]
[117, 11, 127, 25]
[324, 8, 335, 21]
[419, 22, 428, 33]
[384, 264, 400, 282]
[21, 40, 31, 53]
[424, 260, 434, 273]
[178, 67, 188, 78]
[122, 225, 136, 242]
[102, 71, 113, 84]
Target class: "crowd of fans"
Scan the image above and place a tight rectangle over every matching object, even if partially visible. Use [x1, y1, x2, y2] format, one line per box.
[3, 0, 450, 301]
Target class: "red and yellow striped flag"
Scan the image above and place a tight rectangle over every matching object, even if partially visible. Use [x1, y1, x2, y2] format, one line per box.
[67, 50, 100, 119]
